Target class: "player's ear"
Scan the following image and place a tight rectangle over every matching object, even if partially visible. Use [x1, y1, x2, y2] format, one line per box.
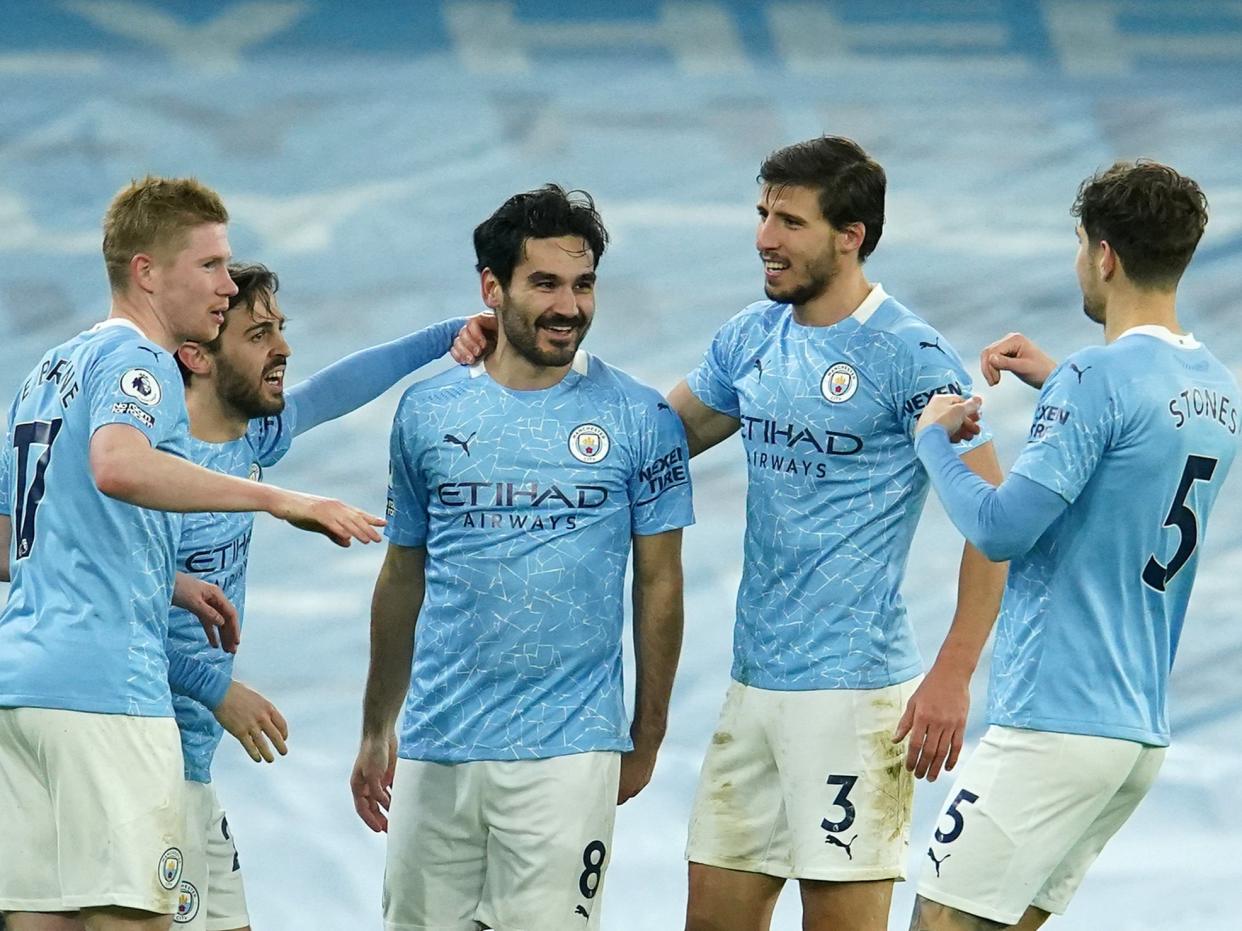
[1097, 240, 1118, 282]
[479, 268, 504, 311]
[837, 222, 865, 257]
[130, 252, 157, 295]
[177, 342, 213, 378]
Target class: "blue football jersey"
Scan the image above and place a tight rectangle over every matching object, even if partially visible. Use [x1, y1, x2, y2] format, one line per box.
[0, 319, 190, 716]
[686, 286, 990, 690]
[991, 327, 1239, 745]
[386, 352, 694, 763]
[169, 415, 292, 782]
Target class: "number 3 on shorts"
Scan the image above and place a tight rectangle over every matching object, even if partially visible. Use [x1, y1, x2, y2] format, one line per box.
[820, 774, 858, 833]
[934, 789, 979, 844]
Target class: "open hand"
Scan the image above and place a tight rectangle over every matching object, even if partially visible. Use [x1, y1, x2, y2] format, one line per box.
[215, 681, 288, 764]
[351, 732, 398, 832]
[274, 492, 384, 547]
[172, 573, 240, 653]
[892, 666, 969, 782]
[451, 311, 497, 365]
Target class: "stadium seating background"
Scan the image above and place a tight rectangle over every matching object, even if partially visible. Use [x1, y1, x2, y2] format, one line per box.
[2, 2, 1240, 927]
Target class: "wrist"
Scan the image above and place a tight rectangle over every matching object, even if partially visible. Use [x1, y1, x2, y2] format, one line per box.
[930, 641, 980, 678]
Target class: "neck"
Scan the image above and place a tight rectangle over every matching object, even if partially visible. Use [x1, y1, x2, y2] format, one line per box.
[185, 381, 250, 442]
[484, 340, 574, 391]
[790, 265, 873, 327]
[1102, 285, 1181, 343]
[108, 289, 179, 352]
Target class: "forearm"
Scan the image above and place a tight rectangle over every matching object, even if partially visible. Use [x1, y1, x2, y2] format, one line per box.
[288, 318, 466, 436]
[915, 427, 1066, 561]
[361, 566, 422, 738]
[92, 432, 282, 514]
[630, 567, 684, 742]
[167, 649, 232, 710]
[932, 542, 1006, 679]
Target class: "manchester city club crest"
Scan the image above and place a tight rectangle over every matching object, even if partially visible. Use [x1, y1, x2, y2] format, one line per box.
[568, 423, 611, 463]
[175, 880, 200, 923]
[158, 847, 184, 890]
[120, 368, 162, 406]
[248, 461, 262, 482]
[821, 362, 859, 404]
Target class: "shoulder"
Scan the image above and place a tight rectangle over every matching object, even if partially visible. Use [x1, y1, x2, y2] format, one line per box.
[396, 364, 474, 410]
[719, 300, 787, 339]
[578, 354, 669, 414]
[864, 294, 950, 354]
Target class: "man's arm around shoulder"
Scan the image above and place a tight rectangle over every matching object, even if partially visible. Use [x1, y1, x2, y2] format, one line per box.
[666, 382, 739, 458]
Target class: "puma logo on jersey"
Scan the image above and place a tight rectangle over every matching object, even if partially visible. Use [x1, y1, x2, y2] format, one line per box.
[443, 431, 477, 456]
[824, 833, 858, 860]
[1070, 363, 1092, 383]
[753, 358, 764, 379]
[919, 338, 948, 357]
[927, 847, 950, 877]
[574, 904, 590, 918]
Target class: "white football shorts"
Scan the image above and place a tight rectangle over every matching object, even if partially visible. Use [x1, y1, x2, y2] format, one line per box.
[917, 725, 1165, 925]
[384, 751, 621, 931]
[175, 781, 249, 930]
[686, 677, 921, 882]
[0, 706, 185, 914]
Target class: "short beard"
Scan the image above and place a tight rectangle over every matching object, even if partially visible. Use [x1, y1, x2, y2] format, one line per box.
[215, 354, 284, 420]
[764, 265, 834, 308]
[1081, 295, 1106, 324]
[499, 306, 589, 368]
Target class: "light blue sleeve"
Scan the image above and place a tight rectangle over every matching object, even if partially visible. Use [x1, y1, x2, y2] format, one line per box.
[1010, 352, 1118, 504]
[629, 398, 695, 536]
[899, 326, 992, 451]
[87, 342, 185, 447]
[384, 400, 430, 548]
[167, 647, 231, 711]
[284, 317, 466, 440]
[914, 425, 1068, 561]
[685, 317, 743, 418]
[0, 429, 11, 517]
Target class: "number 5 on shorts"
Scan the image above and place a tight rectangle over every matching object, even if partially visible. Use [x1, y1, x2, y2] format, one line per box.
[934, 789, 979, 844]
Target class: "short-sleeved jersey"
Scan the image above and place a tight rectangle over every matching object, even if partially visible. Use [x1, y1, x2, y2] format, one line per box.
[386, 352, 694, 763]
[170, 414, 293, 782]
[0, 319, 190, 716]
[687, 285, 989, 691]
[991, 327, 1238, 746]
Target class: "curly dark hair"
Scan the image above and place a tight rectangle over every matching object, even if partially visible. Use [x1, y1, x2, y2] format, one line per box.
[758, 136, 886, 261]
[1073, 160, 1208, 288]
[474, 184, 609, 288]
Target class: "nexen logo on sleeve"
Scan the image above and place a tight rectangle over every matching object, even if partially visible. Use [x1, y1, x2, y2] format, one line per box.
[903, 381, 963, 416]
[637, 446, 689, 505]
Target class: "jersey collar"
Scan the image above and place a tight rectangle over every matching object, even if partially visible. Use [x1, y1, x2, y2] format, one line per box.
[91, 317, 149, 338]
[852, 283, 889, 324]
[1115, 325, 1200, 350]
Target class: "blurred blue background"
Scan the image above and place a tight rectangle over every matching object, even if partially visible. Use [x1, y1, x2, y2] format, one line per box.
[2, 2, 1240, 927]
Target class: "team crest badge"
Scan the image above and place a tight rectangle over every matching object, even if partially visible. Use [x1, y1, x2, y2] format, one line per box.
[158, 847, 184, 890]
[175, 880, 200, 923]
[569, 423, 610, 463]
[821, 362, 859, 404]
[121, 368, 162, 406]
[248, 462, 262, 482]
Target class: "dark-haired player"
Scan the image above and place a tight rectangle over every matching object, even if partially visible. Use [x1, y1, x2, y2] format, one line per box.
[668, 136, 1007, 931]
[351, 184, 693, 930]
[165, 262, 472, 931]
[908, 161, 1237, 929]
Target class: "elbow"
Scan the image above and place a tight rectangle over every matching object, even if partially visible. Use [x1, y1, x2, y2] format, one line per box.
[972, 533, 1022, 563]
[91, 452, 136, 501]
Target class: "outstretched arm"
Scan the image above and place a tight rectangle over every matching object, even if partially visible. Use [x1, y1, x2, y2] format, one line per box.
[351, 542, 425, 832]
[619, 529, 685, 804]
[90, 423, 383, 547]
[286, 317, 468, 437]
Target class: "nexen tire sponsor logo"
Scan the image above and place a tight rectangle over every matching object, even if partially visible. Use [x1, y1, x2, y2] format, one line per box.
[903, 382, 964, 416]
[637, 447, 689, 504]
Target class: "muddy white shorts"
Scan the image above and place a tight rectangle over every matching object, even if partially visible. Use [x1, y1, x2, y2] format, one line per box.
[384, 751, 621, 931]
[686, 677, 921, 881]
[917, 725, 1165, 925]
[0, 706, 186, 914]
